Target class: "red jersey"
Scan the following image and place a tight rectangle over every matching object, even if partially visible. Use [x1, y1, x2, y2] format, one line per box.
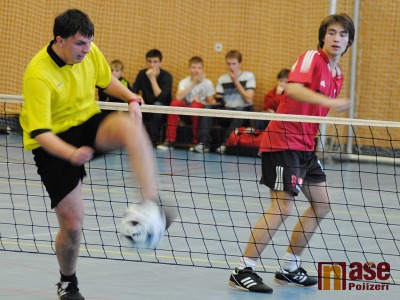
[263, 87, 282, 112]
[259, 50, 344, 152]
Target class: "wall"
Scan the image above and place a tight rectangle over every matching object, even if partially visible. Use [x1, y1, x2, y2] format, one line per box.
[1, 0, 399, 124]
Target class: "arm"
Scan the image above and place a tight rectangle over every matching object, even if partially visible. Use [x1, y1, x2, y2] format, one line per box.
[176, 81, 198, 102]
[285, 82, 349, 112]
[176, 73, 206, 102]
[205, 95, 217, 105]
[146, 69, 162, 97]
[35, 132, 94, 166]
[154, 72, 173, 105]
[229, 70, 255, 104]
[263, 88, 281, 113]
[103, 75, 143, 118]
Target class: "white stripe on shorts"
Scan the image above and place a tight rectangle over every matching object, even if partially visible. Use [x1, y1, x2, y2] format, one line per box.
[274, 166, 284, 191]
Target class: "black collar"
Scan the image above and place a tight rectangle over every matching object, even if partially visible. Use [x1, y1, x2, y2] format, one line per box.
[47, 40, 66, 68]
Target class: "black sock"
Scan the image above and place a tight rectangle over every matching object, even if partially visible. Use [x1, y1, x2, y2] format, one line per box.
[60, 271, 78, 285]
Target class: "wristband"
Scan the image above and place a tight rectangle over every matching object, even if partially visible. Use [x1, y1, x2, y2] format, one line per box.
[128, 98, 142, 106]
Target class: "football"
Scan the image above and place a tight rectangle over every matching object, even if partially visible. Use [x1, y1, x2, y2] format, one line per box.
[120, 200, 166, 249]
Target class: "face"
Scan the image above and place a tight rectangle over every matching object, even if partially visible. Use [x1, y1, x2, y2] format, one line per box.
[277, 77, 288, 89]
[57, 32, 92, 65]
[189, 62, 204, 78]
[226, 58, 241, 75]
[146, 57, 161, 71]
[111, 66, 123, 79]
[322, 23, 349, 58]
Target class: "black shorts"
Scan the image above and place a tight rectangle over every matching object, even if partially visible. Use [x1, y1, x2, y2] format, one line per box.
[32, 112, 108, 209]
[260, 150, 326, 196]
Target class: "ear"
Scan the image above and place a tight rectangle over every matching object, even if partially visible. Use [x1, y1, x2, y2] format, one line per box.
[54, 36, 64, 47]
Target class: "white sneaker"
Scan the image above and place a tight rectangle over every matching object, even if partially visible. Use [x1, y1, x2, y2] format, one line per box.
[194, 143, 210, 153]
[216, 145, 226, 154]
[156, 141, 173, 150]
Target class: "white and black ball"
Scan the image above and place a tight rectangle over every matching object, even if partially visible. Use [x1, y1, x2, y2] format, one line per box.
[120, 200, 166, 249]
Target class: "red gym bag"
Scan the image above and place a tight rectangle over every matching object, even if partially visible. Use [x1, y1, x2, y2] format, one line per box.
[225, 127, 264, 157]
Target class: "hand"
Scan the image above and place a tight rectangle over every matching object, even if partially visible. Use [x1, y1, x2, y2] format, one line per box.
[193, 73, 204, 84]
[146, 68, 158, 79]
[69, 146, 94, 166]
[329, 98, 350, 113]
[276, 85, 285, 95]
[192, 96, 206, 105]
[128, 101, 143, 123]
[228, 69, 236, 80]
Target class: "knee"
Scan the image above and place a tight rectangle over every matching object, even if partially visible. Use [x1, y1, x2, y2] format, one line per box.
[191, 102, 203, 109]
[279, 203, 293, 217]
[271, 200, 293, 217]
[313, 202, 331, 218]
[58, 211, 83, 239]
[170, 99, 181, 107]
[62, 221, 83, 243]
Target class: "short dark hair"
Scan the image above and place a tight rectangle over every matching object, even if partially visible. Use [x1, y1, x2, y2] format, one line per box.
[53, 9, 94, 41]
[146, 49, 163, 61]
[189, 56, 203, 66]
[318, 13, 355, 55]
[277, 68, 290, 79]
[225, 50, 242, 63]
[111, 60, 124, 70]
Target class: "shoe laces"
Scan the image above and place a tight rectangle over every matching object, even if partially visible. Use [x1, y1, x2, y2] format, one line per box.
[295, 267, 308, 275]
[240, 268, 263, 282]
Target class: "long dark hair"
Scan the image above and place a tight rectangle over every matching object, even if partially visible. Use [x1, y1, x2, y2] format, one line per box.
[318, 13, 355, 55]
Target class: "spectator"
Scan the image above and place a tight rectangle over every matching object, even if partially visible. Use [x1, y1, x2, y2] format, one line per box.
[255, 68, 290, 130]
[98, 59, 131, 103]
[132, 49, 173, 147]
[157, 56, 215, 150]
[196, 50, 256, 154]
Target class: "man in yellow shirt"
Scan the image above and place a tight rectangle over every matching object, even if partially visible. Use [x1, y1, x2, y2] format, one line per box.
[20, 9, 157, 300]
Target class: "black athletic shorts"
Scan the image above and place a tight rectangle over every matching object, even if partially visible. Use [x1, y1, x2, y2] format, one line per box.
[260, 150, 326, 196]
[32, 112, 108, 209]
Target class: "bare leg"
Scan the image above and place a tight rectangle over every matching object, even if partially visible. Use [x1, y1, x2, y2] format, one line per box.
[243, 190, 294, 260]
[54, 182, 84, 276]
[95, 112, 158, 201]
[286, 181, 331, 256]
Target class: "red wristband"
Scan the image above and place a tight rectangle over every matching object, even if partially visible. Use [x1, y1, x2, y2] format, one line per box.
[128, 98, 142, 106]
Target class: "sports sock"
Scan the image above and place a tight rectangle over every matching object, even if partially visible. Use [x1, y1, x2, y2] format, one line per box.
[60, 271, 78, 285]
[281, 252, 301, 272]
[238, 257, 256, 270]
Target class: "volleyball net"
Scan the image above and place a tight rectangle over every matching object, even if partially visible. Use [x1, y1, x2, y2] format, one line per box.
[1, 95, 400, 286]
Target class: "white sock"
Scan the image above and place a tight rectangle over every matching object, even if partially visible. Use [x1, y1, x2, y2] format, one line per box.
[281, 252, 301, 272]
[239, 257, 256, 270]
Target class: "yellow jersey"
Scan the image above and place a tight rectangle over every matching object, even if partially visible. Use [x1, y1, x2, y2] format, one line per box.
[20, 41, 111, 150]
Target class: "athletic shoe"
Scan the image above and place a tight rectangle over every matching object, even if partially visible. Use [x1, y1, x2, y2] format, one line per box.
[229, 267, 273, 293]
[216, 145, 226, 154]
[156, 141, 173, 150]
[193, 143, 210, 153]
[56, 282, 85, 300]
[274, 267, 317, 286]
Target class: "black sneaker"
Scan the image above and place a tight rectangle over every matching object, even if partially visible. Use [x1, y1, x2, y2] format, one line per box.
[274, 267, 317, 286]
[56, 282, 85, 300]
[229, 267, 273, 293]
